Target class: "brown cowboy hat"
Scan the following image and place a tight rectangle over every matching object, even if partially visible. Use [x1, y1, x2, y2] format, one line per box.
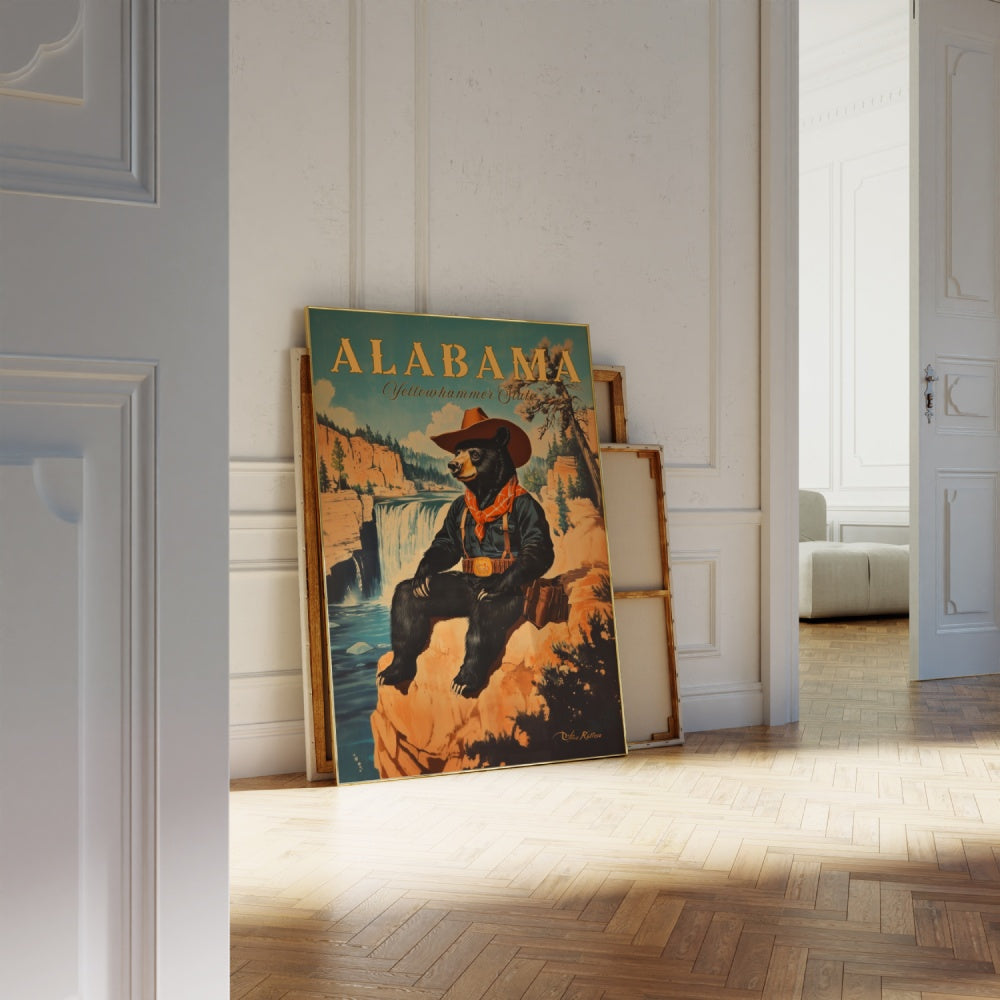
[430, 407, 533, 467]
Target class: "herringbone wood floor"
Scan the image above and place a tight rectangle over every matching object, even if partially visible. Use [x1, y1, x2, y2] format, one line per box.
[231, 619, 1000, 999]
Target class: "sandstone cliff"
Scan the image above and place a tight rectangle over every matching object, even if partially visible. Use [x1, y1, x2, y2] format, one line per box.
[314, 422, 415, 497]
[321, 490, 381, 601]
[314, 422, 420, 601]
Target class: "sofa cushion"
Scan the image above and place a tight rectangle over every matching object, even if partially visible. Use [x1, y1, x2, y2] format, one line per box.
[799, 490, 828, 542]
[866, 543, 909, 614]
[799, 541, 909, 619]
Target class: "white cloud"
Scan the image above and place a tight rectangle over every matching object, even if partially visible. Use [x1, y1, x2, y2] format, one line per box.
[313, 379, 335, 410]
[399, 403, 465, 457]
[325, 406, 359, 431]
[313, 378, 358, 431]
[425, 403, 467, 438]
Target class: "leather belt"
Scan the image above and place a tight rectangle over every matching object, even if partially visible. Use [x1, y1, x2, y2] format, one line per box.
[462, 556, 516, 577]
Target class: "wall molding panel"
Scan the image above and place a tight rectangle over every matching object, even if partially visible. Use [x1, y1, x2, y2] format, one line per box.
[840, 148, 909, 491]
[229, 459, 307, 778]
[703, 0, 723, 475]
[0, 0, 83, 102]
[230, 512, 299, 573]
[230, 459, 298, 513]
[232, 671, 305, 723]
[826, 506, 909, 546]
[0, 0, 156, 202]
[654, 0, 724, 480]
[798, 162, 835, 491]
[938, 472, 999, 631]
[941, 37, 998, 318]
[670, 550, 720, 656]
[0, 355, 156, 997]
[938, 355, 999, 435]
[669, 514, 761, 730]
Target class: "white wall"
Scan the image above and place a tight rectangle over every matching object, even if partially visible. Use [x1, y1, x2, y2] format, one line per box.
[229, 0, 765, 777]
[799, 0, 910, 542]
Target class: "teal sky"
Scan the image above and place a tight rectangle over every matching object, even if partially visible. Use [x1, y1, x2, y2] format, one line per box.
[305, 308, 595, 459]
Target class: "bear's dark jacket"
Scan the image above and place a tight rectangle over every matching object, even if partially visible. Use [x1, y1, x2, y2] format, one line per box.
[381, 428, 556, 696]
[417, 492, 554, 587]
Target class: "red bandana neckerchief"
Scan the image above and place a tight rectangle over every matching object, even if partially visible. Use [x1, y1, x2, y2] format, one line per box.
[464, 476, 527, 540]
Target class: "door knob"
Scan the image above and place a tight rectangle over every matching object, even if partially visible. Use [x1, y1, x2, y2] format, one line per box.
[924, 364, 938, 423]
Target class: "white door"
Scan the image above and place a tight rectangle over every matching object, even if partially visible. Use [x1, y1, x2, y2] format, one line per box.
[0, 1, 229, 996]
[912, 0, 1000, 680]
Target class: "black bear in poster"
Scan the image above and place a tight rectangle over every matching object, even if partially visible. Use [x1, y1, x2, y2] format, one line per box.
[378, 407, 555, 698]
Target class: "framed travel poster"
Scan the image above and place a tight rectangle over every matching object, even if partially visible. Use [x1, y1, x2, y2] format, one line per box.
[303, 307, 628, 783]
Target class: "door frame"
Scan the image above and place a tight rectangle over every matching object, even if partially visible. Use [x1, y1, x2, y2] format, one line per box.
[761, 0, 800, 725]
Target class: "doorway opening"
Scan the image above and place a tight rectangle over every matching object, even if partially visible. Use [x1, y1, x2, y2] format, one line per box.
[797, 0, 911, 636]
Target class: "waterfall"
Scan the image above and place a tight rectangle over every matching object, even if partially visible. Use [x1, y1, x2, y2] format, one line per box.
[375, 493, 456, 600]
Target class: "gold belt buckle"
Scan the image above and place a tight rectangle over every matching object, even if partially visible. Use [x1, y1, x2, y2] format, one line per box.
[471, 557, 493, 577]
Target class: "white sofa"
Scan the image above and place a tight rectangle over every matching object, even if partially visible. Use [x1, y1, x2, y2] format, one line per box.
[798, 491, 909, 619]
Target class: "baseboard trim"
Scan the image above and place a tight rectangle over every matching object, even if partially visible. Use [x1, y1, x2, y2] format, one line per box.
[678, 681, 763, 733]
[230, 721, 306, 780]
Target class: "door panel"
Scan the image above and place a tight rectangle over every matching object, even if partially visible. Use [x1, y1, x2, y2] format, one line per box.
[913, 0, 1000, 679]
[0, 363, 156, 998]
[0, 0, 155, 200]
[0, 0, 229, 994]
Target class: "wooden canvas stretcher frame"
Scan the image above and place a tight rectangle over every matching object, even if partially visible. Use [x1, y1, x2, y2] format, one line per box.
[599, 443, 682, 746]
[592, 365, 628, 443]
[290, 348, 337, 780]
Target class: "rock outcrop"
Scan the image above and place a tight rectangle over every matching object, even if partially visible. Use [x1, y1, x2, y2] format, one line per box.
[369, 491, 616, 779]
[370, 618, 556, 778]
[321, 491, 372, 567]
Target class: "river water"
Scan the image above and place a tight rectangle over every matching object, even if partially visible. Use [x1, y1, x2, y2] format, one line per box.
[330, 492, 456, 782]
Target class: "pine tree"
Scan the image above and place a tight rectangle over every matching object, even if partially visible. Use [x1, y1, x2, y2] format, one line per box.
[555, 476, 570, 534]
[502, 338, 600, 502]
[318, 456, 331, 493]
[331, 438, 346, 490]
